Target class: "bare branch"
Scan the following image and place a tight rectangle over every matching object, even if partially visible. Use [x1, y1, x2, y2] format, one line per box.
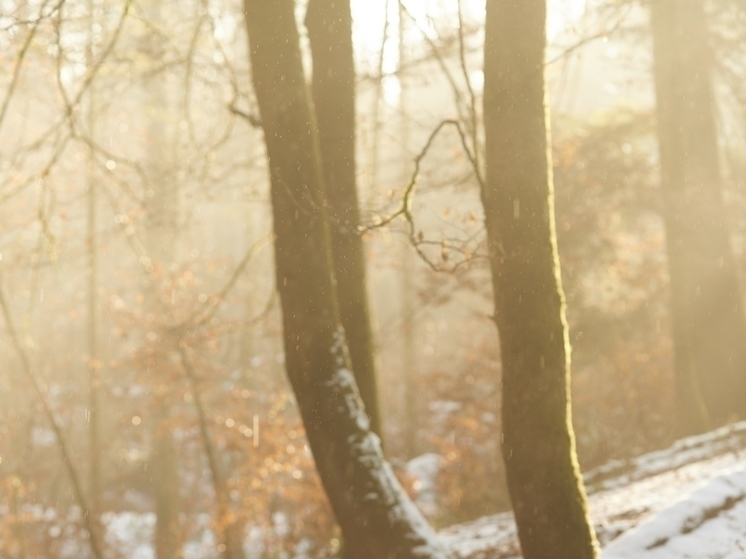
[0, 0, 61, 136]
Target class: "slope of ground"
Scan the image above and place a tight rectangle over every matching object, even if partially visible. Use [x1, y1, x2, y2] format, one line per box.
[439, 422, 746, 558]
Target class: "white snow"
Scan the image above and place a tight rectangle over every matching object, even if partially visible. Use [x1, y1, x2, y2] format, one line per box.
[585, 421, 746, 492]
[104, 511, 155, 559]
[12, 421, 746, 559]
[322, 363, 451, 558]
[406, 453, 443, 517]
[605, 469, 746, 558]
[440, 421, 746, 558]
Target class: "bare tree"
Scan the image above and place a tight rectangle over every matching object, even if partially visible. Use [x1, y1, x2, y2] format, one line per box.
[242, 1, 449, 557]
[140, 1, 182, 556]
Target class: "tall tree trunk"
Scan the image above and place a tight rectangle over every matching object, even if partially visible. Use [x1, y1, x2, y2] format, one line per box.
[242, 2, 448, 557]
[481, 2, 599, 558]
[142, 2, 182, 557]
[651, 0, 746, 434]
[396, 0, 418, 459]
[305, 0, 383, 440]
[86, 0, 101, 522]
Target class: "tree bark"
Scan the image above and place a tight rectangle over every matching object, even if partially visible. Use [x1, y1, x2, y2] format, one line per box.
[396, 1, 418, 459]
[305, 0, 383, 440]
[481, 1, 600, 558]
[151, 406, 182, 559]
[651, 0, 746, 434]
[243, 2, 449, 557]
[86, 0, 101, 522]
[142, 2, 182, 557]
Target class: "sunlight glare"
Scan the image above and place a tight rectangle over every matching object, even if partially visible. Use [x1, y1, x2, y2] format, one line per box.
[351, 0, 588, 73]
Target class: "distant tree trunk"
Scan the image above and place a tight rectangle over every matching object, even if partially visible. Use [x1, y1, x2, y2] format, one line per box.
[651, 0, 746, 434]
[180, 350, 245, 559]
[396, 0, 418, 459]
[242, 2, 448, 557]
[142, 2, 182, 557]
[305, 0, 383, 440]
[86, 0, 101, 522]
[481, 2, 600, 559]
[151, 406, 182, 559]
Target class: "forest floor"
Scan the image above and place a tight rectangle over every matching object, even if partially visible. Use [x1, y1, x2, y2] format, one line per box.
[438, 421, 746, 558]
[58, 422, 746, 558]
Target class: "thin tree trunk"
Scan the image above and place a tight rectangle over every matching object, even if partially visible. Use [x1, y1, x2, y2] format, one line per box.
[242, 2, 449, 557]
[142, 2, 182, 557]
[151, 405, 181, 559]
[86, 0, 101, 521]
[651, 0, 746, 434]
[397, 0, 418, 459]
[481, 1, 599, 558]
[180, 348, 245, 559]
[306, 0, 383, 440]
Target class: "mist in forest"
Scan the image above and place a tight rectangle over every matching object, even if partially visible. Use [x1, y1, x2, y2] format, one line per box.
[1, 0, 746, 558]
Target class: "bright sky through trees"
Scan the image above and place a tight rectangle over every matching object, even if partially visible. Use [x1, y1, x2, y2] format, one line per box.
[350, 0, 588, 59]
[350, 0, 587, 104]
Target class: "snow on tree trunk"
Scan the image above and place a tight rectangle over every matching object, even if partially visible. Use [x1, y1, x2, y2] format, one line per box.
[305, 0, 383, 441]
[242, 1, 450, 557]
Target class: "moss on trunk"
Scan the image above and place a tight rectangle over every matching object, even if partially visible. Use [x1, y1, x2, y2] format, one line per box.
[481, 1, 600, 558]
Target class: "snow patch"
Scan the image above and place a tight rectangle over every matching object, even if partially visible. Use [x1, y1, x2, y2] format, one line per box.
[104, 512, 155, 559]
[406, 453, 443, 517]
[325, 366, 371, 432]
[322, 365, 451, 557]
[585, 421, 746, 491]
[441, 422, 746, 558]
[605, 468, 746, 558]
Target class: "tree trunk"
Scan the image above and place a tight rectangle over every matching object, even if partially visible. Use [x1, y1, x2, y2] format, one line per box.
[242, 2, 448, 557]
[86, 0, 101, 523]
[151, 406, 182, 559]
[396, 1, 418, 459]
[180, 349, 245, 559]
[142, 2, 182, 557]
[305, 0, 383, 440]
[651, 0, 746, 434]
[481, 1, 599, 558]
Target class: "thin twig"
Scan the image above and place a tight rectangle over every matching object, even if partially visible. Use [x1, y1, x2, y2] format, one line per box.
[0, 0, 59, 136]
[456, 0, 483, 187]
[171, 234, 273, 333]
[363, 119, 460, 232]
[399, 2, 469, 128]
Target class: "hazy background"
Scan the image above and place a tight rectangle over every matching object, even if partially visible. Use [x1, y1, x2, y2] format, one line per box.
[1, 0, 746, 557]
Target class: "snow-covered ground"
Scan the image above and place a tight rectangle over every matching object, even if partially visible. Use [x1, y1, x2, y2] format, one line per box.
[604, 469, 746, 558]
[7, 423, 745, 558]
[437, 421, 746, 558]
